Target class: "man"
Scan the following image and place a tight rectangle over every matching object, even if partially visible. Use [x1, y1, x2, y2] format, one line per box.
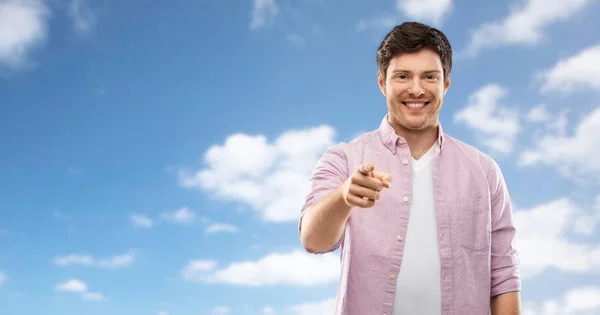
[298, 22, 521, 315]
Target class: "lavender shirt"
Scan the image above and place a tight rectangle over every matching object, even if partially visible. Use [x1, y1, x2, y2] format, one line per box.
[299, 115, 521, 315]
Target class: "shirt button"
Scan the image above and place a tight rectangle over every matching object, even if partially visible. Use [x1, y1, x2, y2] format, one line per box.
[403, 159, 408, 165]
[399, 139, 404, 143]
[390, 274, 396, 279]
[403, 196, 409, 202]
[397, 235, 404, 241]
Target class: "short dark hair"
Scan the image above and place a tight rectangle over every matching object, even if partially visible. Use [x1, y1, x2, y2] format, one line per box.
[376, 22, 452, 82]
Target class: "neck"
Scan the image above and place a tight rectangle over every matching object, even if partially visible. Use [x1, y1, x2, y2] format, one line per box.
[388, 117, 439, 160]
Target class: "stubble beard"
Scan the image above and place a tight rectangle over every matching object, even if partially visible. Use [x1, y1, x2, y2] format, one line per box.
[387, 99, 439, 136]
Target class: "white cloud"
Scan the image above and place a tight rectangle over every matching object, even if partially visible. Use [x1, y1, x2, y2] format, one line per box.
[131, 214, 153, 229]
[0, 272, 5, 285]
[157, 312, 169, 315]
[67, 0, 95, 34]
[82, 292, 105, 301]
[131, 207, 207, 229]
[287, 298, 337, 315]
[178, 125, 336, 222]
[213, 306, 230, 314]
[356, 0, 452, 32]
[0, 0, 49, 69]
[519, 106, 600, 179]
[55, 279, 87, 293]
[181, 250, 339, 287]
[250, 0, 278, 30]
[526, 104, 550, 123]
[536, 44, 600, 94]
[396, 0, 453, 27]
[55, 279, 105, 302]
[463, 0, 593, 57]
[181, 260, 217, 276]
[453, 84, 520, 155]
[205, 223, 238, 234]
[54, 251, 134, 269]
[261, 306, 276, 314]
[514, 197, 600, 278]
[159, 206, 198, 224]
[524, 286, 600, 315]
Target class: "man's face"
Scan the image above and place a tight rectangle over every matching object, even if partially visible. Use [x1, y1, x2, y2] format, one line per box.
[378, 48, 450, 132]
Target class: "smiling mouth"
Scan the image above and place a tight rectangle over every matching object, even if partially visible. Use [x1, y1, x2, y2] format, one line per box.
[402, 101, 429, 109]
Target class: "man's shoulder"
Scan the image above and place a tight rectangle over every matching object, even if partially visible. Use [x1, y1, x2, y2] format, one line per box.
[442, 133, 500, 174]
[325, 129, 381, 154]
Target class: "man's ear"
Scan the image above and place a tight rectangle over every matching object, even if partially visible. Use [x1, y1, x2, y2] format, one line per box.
[444, 75, 451, 95]
[378, 71, 386, 96]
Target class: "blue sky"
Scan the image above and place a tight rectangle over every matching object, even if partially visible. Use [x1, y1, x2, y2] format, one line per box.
[1, 0, 600, 314]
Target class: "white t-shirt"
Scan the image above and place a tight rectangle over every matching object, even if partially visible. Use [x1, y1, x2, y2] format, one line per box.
[393, 142, 441, 315]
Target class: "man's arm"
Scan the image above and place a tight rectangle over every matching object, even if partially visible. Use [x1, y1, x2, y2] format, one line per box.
[300, 186, 353, 253]
[298, 144, 350, 254]
[485, 156, 522, 313]
[491, 291, 522, 315]
[298, 145, 392, 254]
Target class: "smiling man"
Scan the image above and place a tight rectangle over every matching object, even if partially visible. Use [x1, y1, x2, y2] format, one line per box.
[299, 22, 522, 315]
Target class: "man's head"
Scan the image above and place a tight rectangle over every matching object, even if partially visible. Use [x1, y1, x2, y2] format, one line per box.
[377, 22, 452, 133]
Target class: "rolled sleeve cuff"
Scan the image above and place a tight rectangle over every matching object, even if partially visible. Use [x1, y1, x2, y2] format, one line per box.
[490, 258, 521, 297]
[298, 196, 344, 254]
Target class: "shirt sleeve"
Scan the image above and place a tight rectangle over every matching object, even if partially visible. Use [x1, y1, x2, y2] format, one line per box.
[486, 157, 522, 297]
[298, 143, 349, 254]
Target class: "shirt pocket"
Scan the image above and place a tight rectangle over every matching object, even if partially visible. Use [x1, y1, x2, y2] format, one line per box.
[456, 195, 491, 251]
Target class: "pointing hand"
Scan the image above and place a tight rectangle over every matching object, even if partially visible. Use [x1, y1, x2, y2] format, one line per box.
[341, 162, 392, 208]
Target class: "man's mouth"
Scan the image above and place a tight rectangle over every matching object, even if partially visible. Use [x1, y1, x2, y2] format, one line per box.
[402, 101, 429, 109]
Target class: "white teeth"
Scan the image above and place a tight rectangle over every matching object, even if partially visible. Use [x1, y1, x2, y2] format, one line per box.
[406, 103, 425, 108]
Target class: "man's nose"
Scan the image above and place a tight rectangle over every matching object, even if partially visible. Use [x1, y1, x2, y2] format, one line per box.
[408, 79, 424, 96]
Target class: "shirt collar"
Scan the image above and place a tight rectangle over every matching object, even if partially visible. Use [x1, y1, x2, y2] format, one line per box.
[378, 114, 445, 154]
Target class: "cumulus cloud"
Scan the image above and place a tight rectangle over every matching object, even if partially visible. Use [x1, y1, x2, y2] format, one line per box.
[463, 0, 593, 57]
[213, 306, 230, 314]
[287, 298, 337, 315]
[178, 125, 336, 222]
[356, 0, 452, 32]
[523, 286, 600, 315]
[181, 250, 339, 287]
[396, 0, 453, 27]
[0, 0, 50, 69]
[130, 207, 210, 229]
[205, 223, 238, 234]
[54, 251, 135, 269]
[536, 44, 600, 94]
[526, 104, 550, 123]
[514, 197, 600, 278]
[519, 106, 600, 179]
[453, 83, 520, 155]
[130, 214, 153, 229]
[55, 279, 105, 301]
[250, 0, 278, 30]
[159, 206, 198, 224]
[67, 0, 95, 34]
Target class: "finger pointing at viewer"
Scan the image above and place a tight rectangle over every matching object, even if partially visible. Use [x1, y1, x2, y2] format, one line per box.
[343, 162, 392, 208]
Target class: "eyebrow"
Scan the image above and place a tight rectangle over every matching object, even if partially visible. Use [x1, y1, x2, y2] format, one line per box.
[391, 69, 442, 74]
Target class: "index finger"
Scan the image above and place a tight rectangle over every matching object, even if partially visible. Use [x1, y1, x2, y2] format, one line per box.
[357, 163, 374, 176]
[373, 171, 392, 187]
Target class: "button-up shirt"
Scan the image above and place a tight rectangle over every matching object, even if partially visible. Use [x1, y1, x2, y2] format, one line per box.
[299, 115, 521, 315]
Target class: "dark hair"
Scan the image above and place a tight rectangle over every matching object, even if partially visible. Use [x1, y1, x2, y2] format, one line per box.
[377, 22, 452, 82]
